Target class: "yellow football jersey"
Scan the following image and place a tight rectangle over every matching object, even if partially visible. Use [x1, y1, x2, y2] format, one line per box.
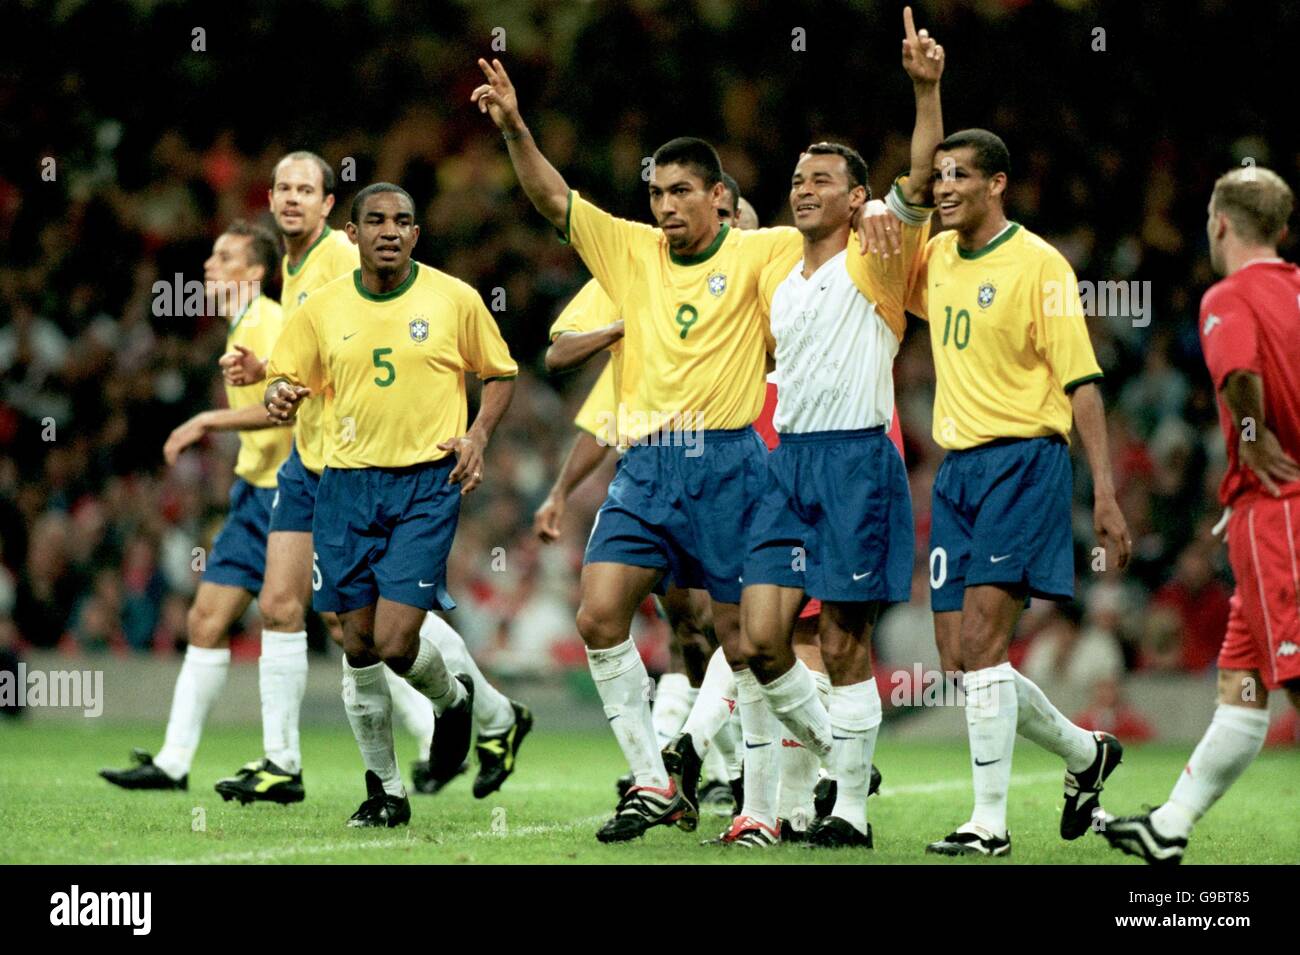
[281, 226, 359, 472]
[267, 262, 517, 469]
[225, 295, 292, 488]
[549, 278, 624, 445]
[573, 360, 619, 446]
[906, 222, 1103, 450]
[564, 191, 801, 442]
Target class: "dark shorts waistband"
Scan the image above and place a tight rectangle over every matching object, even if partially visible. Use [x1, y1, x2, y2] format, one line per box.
[776, 426, 887, 444]
[950, 434, 1067, 456]
[625, 426, 756, 445]
[323, 457, 456, 477]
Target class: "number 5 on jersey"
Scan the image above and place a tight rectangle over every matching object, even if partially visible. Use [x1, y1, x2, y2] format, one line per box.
[372, 347, 396, 387]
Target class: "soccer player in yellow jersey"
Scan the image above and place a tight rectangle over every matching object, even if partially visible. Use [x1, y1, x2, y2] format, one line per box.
[216, 152, 526, 802]
[209, 151, 368, 803]
[264, 183, 517, 827]
[907, 130, 1133, 857]
[101, 221, 293, 792]
[535, 177, 753, 811]
[473, 56, 891, 841]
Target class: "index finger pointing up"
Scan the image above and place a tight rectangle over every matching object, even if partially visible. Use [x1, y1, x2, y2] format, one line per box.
[903, 5, 919, 43]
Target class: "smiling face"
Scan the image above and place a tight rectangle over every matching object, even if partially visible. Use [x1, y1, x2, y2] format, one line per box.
[649, 162, 725, 252]
[269, 157, 334, 239]
[932, 146, 1005, 233]
[789, 152, 865, 241]
[347, 190, 419, 278]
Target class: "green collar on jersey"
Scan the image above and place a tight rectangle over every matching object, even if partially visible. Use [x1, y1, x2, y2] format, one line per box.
[669, 223, 729, 266]
[228, 296, 255, 335]
[353, 260, 419, 301]
[956, 221, 1020, 260]
[285, 225, 332, 276]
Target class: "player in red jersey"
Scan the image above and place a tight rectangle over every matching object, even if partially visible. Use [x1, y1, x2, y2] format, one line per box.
[1103, 166, 1300, 864]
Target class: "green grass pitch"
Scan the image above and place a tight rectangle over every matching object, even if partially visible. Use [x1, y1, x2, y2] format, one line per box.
[2, 722, 1296, 864]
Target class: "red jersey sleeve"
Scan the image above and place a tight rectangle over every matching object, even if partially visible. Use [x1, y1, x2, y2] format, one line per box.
[1199, 283, 1260, 389]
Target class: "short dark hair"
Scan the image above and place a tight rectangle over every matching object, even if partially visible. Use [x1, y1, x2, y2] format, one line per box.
[651, 137, 723, 188]
[937, 129, 1010, 178]
[719, 172, 741, 211]
[273, 150, 336, 194]
[224, 219, 281, 280]
[804, 142, 870, 194]
[350, 183, 416, 224]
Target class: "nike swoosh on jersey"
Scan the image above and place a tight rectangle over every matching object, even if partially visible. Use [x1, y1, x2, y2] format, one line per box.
[989, 554, 1012, 563]
[852, 571, 873, 581]
[744, 741, 772, 749]
[343, 331, 358, 340]
[418, 580, 435, 588]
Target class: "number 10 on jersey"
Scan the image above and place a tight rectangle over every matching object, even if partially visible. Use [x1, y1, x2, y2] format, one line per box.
[941, 306, 971, 350]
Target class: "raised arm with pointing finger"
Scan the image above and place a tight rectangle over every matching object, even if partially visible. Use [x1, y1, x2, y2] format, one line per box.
[471, 59, 570, 231]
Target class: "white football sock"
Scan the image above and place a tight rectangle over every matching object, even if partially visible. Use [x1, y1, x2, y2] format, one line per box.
[810, 669, 833, 772]
[702, 736, 730, 783]
[757, 660, 833, 759]
[587, 638, 667, 788]
[420, 613, 514, 735]
[651, 673, 696, 749]
[828, 678, 882, 835]
[777, 736, 820, 831]
[735, 668, 780, 829]
[721, 708, 743, 779]
[963, 663, 1017, 839]
[155, 645, 230, 779]
[777, 664, 830, 828]
[259, 629, 307, 773]
[1012, 668, 1096, 772]
[385, 666, 434, 753]
[681, 648, 738, 759]
[403, 633, 465, 715]
[342, 658, 404, 798]
[1151, 704, 1269, 840]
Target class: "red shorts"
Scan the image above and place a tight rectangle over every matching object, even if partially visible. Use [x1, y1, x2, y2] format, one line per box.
[1218, 494, 1300, 689]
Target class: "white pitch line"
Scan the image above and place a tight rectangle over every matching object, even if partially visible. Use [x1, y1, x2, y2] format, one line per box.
[131, 773, 1065, 864]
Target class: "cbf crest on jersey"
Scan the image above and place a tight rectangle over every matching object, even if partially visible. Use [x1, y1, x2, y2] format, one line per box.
[977, 282, 997, 309]
[297, 291, 308, 306]
[409, 316, 429, 342]
[707, 270, 727, 297]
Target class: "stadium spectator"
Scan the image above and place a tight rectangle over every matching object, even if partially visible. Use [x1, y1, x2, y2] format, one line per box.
[1150, 542, 1233, 673]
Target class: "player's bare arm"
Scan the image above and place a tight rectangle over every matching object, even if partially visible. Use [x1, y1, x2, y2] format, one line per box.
[900, 5, 944, 207]
[534, 429, 613, 542]
[471, 58, 570, 232]
[1222, 369, 1300, 497]
[162, 404, 288, 466]
[1070, 381, 1132, 569]
[545, 322, 624, 373]
[440, 376, 515, 496]
[855, 6, 944, 256]
[219, 344, 268, 387]
[263, 377, 311, 423]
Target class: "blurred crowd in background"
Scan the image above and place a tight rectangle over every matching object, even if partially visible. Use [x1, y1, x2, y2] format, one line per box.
[3, 0, 1299, 735]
